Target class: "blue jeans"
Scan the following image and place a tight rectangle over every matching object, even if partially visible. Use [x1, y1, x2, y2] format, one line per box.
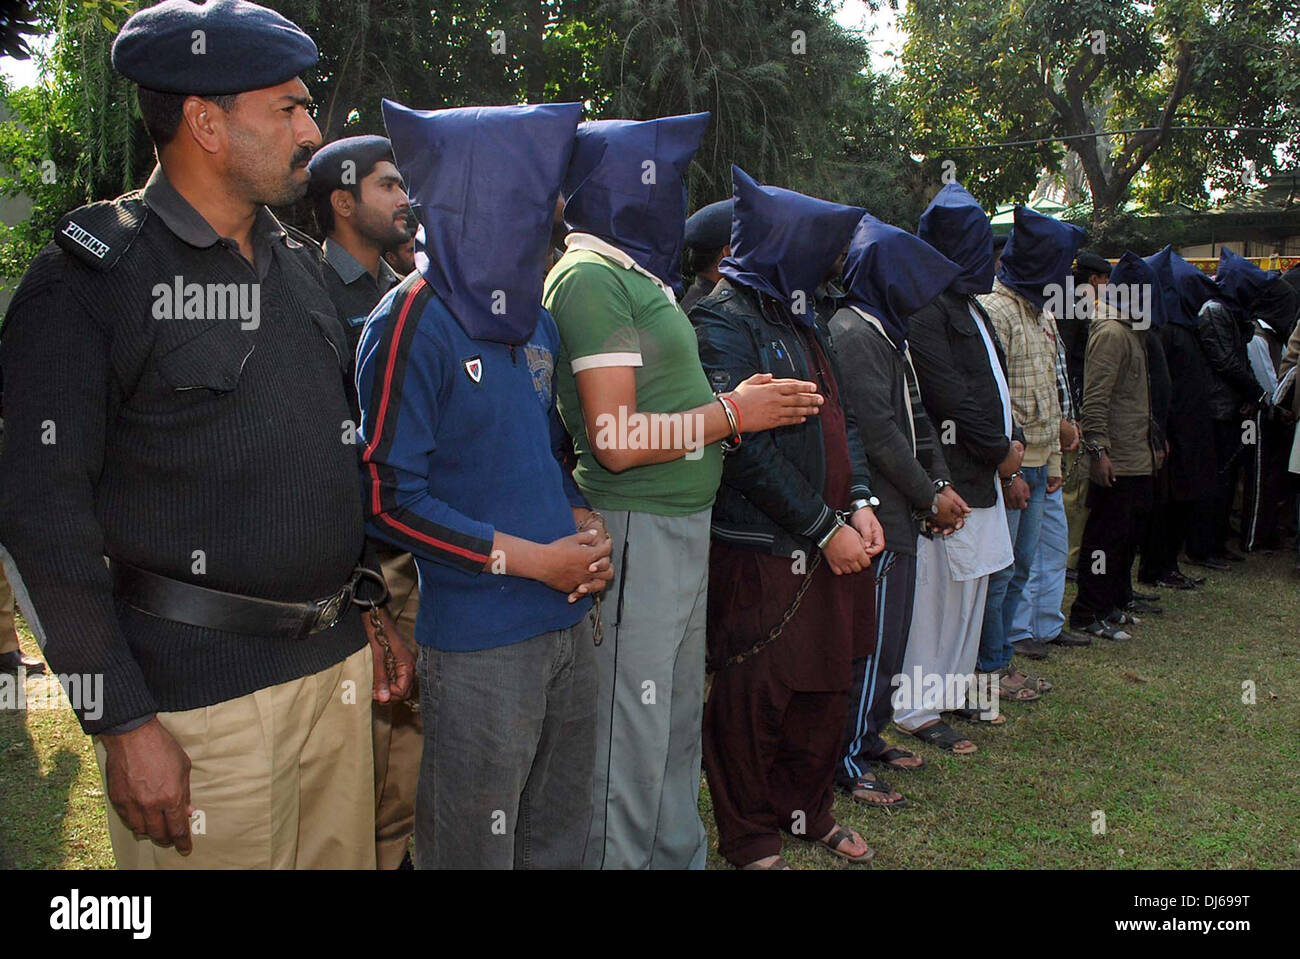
[1014, 486, 1067, 643]
[978, 464, 1047, 672]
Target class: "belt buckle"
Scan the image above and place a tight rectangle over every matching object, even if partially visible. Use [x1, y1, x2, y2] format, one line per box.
[310, 583, 353, 635]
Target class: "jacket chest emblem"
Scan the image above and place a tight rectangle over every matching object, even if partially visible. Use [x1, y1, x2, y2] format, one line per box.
[463, 355, 483, 384]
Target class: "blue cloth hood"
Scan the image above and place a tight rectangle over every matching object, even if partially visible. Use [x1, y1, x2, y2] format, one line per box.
[382, 99, 582, 344]
[1140, 246, 1181, 330]
[1214, 248, 1274, 321]
[1167, 251, 1218, 327]
[843, 213, 964, 349]
[995, 205, 1086, 309]
[717, 165, 865, 326]
[1107, 251, 1165, 330]
[916, 183, 995, 295]
[562, 113, 710, 293]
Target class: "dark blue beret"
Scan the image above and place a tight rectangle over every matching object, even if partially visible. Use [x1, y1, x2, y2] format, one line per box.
[1075, 251, 1112, 275]
[307, 136, 396, 196]
[112, 0, 318, 94]
[684, 199, 733, 251]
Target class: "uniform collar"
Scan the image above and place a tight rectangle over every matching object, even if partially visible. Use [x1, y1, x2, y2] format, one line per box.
[141, 165, 287, 277]
[323, 237, 398, 289]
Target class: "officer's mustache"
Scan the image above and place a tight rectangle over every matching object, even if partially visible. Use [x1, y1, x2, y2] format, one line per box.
[290, 146, 314, 170]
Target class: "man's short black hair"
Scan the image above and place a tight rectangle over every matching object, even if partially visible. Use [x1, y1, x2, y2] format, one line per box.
[689, 245, 725, 277]
[137, 87, 238, 147]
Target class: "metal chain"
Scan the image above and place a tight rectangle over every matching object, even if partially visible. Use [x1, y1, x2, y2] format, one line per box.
[708, 550, 823, 674]
[369, 605, 398, 685]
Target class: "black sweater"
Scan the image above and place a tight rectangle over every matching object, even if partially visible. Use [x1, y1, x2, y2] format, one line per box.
[829, 307, 950, 556]
[0, 175, 369, 734]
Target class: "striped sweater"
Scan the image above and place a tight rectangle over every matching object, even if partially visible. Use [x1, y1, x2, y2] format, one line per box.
[354, 275, 589, 651]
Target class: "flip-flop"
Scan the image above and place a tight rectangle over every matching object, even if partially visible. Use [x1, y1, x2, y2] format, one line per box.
[870, 746, 926, 772]
[843, 775, 909, 809]
[812, 824, 875, 864]
[906, 720, 978, 755]
[740, 855, 793, 870]
[946, 706, 1006, 726]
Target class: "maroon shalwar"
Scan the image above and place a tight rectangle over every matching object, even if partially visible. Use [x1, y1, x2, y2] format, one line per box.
[703, 328, 877, 867]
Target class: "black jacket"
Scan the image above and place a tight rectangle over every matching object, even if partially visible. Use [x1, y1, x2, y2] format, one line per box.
[828, 307, 950, 557]
[689, 279, 874, 557]
[907, 290, 1022, 508]
[1198, 300, 1264, 420]
[1160, 321, 1217, 502]
[1146, 332, 1172, 449]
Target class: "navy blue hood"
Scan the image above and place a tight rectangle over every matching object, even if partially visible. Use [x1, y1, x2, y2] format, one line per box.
[996, 206, 1086, 310]
[562, 112, 710, 294]
[1214, 248, 1275, 322]
[844, 213, 964, 349]
[382, 99, 582, 344]
[1107, 251, 1165, 330]
[916, 183, 995, 295]
[717, 165, 864, 326]
[1141, 246, 1181, 331]
[1167, 251, 1219, 327]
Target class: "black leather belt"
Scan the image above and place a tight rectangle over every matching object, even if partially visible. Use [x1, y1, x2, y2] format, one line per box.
[109, 561, 389, 639]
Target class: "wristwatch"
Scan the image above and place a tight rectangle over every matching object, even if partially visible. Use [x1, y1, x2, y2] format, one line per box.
[930, 479, 952, 513]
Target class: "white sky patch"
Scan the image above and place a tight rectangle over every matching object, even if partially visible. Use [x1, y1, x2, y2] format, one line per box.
[835, 0, 908, 74]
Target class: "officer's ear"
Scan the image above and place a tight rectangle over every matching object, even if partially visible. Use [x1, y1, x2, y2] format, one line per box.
[330, 188, 355, 221]
[179, 95, 228, 157]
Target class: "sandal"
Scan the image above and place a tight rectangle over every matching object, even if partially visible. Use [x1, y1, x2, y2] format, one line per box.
[740, 855, 793, 870]
[843, 773, 909, 809]
[906, 720, 977, 754]
[946, 706, 1006, 726]
[996, 669, 1040, 702]
[870, 746, 926, 772]
[812, 824, 875, 864]
[1003, 665, 1052, 694]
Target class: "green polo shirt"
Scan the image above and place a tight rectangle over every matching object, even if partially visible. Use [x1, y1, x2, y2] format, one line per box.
[543, 248, 723, 515]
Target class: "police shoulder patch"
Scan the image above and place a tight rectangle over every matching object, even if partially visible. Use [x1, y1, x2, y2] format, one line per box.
[53, 194, 148, 272]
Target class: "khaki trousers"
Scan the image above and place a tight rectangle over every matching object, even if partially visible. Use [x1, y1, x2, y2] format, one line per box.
[1063, 449, 1090, 570]
[95, 644, 375, 870]
[371, 550, 423, 869]
[0, 565, 18, 652]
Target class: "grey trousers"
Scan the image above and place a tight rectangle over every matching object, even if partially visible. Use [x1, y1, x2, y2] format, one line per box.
[584, 508, 711, 870]
[414, 618, 596, 869]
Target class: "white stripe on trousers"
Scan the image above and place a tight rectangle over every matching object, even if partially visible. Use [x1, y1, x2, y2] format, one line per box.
[840, 550, 897, 780]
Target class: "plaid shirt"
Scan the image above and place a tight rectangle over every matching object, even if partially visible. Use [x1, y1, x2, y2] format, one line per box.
[977, 279, 1063, 476]
[1053, 330, 1076, 421]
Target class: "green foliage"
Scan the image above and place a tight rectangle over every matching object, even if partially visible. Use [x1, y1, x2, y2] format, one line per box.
[901, 0, 1300, 241]
[1, 0, 923, 286]
[0, 1, 148, 289]
[594, 0, 920, 217]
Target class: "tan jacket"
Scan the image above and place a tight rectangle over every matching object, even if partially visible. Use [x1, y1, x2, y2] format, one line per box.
[1281, 318, 1300, 418]
[1081, 301, 1154, 476]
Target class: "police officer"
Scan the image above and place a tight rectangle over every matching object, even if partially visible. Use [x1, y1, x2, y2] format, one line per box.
[0, 0, 411, 869]
[306, 136, 412, 353]
[680, 198, 732, 312]
[306, 135, 421, 870]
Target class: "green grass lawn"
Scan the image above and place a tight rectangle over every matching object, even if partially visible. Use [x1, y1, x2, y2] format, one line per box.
[3, 551, 1298, 869]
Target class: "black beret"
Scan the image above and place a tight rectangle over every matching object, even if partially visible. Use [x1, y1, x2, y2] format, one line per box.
[992, 233, 1009, 251]
[1075, 251, 1112, 275]
[112, 0, 318, 94]
[684, 199, 734, 251]
[307, 136, 396, 197]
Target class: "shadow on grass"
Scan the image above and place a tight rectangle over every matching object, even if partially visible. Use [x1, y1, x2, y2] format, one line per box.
[0, 672, 87, 869]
